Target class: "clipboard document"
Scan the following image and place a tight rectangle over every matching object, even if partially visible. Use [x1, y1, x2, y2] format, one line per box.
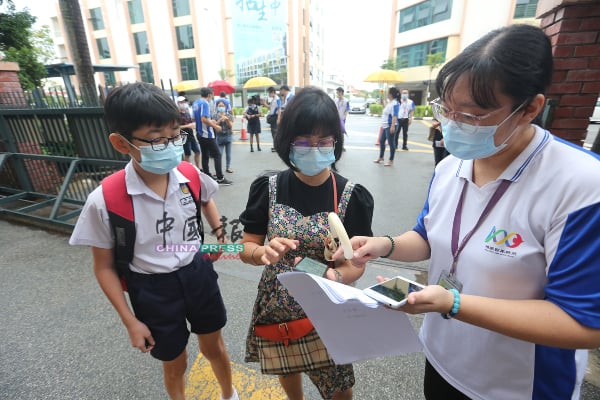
[277, 272, 422, 364]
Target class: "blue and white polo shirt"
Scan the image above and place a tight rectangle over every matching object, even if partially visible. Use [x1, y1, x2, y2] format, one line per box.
[414, 125, 600, 399]
[192, 98, 214, 139]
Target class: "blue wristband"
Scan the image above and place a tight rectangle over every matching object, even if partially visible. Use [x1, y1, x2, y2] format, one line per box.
[441, 288, 460, 320]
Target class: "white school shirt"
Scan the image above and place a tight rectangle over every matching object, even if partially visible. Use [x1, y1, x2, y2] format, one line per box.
[414, 126, 600, 399]
[69, 162, 218, 274]
[398, 98, 414, 118]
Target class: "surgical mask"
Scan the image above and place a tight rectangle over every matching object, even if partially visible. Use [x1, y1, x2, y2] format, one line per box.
[130, 142, 184, 174]
[289, 147, 335, 176]
[401, 93, 408, 100]
[441, 103, 525, 160]
[217, 106, 226, 113]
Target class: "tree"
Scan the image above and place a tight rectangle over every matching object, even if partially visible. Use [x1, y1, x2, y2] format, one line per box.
[0, 4, 48, 89]
[59, 0, 96, 103]
[380, 58, 396, 70]
[425, 52, 444, 101]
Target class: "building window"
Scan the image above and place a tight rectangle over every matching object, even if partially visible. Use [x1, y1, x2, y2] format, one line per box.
[96, 38, 111, 59]
[90, 7, 104, 30]
[176, 25, 194, 50]
[104, 71, 116, 86]
[172, 0, 190, 17]
[514, 0, 538, 18]
[128, 0, 144, 24]
[139, 62, 154, 83]
[399, 0, 452, 32]
[180, 57, 197, 80]
[133, 31, 150, 55]
[396, 37, 447, 68]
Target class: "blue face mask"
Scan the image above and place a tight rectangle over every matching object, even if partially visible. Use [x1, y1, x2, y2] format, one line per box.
[217, 106, 226, 113]
[401, 93, 408, 100]
[130, 142, 184, 174]
[442, 105, 524, 160]
[289, 148, 335, 176]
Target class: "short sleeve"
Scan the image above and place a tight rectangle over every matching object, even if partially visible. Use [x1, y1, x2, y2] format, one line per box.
[239, 176, 270, 235]
[344, 184, 374, 238]
[545, 202, 600, 328]
[69, 186, 114, 249]
[199, 171, 218, 202]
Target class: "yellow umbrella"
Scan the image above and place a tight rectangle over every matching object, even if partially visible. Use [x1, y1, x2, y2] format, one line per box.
[364, 69, 404, 84]
[243, 76, 277, 89]
[173, 80, 201, 91]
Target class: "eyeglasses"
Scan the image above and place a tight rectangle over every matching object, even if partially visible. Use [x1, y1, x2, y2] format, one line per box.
[131, 131, 188, 151]
[291, 137, 336, 155]
[430, 98, 509, 134]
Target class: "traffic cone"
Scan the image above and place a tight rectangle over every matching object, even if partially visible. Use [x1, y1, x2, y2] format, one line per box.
[240, 117, 248, 141]
[375, 126, 382, 145]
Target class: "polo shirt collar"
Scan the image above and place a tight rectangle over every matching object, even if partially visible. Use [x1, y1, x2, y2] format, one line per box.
[124, 161, 190, 198]
[456, 125, 551, 183]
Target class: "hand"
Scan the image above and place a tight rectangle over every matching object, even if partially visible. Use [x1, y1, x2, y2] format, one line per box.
[214, 125, 222, 133]
[331, 236, 388, 267]
[126, 319, 155, 353]
[400, 285, 454, 315]
[260, 237, 299, 265]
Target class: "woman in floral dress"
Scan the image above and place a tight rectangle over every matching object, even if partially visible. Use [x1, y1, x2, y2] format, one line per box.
[239, 87, 374, 400]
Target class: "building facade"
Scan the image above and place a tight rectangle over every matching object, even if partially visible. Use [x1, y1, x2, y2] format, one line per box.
[48, 0, 325, 91]
[389, 0, 540, 105]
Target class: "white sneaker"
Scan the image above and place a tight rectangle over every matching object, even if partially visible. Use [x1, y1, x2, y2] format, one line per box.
[221, 387, 239, 400]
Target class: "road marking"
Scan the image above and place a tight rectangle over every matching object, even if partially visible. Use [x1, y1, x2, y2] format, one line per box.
[185, 354, 286, 399]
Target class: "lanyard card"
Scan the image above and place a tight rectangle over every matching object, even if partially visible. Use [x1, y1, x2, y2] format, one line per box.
[295, 257, 328, 277]
[437, 269, 463, 293]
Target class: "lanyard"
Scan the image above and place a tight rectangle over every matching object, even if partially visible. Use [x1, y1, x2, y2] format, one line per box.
[450, 179, 512, 275]
[331, 171, 338, 213]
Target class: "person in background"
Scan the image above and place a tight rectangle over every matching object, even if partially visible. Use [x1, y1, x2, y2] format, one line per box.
[192, 88, 232, 185]
[398, 89, 415, 151]
[335, 87, 349, 135]
[277, 85, 294, 125]
[265, 87, 281, 152]
[373, 87, 400, 166]
[177, 96, 201, 168]
[338, 24, 600, 400]
[244, 95, 262, 152]
[238, 86, 374, 400]
[213, 98, 234, 173]
[429, 118, 449, 166]
[218, 91, 232, 114]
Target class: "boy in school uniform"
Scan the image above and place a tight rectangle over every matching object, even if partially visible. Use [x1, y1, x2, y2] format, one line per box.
[69, 82, 238, 400]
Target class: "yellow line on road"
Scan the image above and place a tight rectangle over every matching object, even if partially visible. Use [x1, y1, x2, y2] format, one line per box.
[185, 354, 286, 400]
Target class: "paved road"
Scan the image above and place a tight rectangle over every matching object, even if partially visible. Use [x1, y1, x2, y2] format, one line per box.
[1, 115, 599, 399]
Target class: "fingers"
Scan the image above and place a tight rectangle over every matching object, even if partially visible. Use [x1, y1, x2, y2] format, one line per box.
[262, 238, 299, 265]
[376, 275, 390, 283]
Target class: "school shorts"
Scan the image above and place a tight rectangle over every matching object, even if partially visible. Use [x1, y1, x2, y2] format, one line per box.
[126, 253, 227, 361]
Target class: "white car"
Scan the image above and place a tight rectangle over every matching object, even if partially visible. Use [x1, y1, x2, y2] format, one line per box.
[591, 98, 600, 123]
[349, 98, 367, 114]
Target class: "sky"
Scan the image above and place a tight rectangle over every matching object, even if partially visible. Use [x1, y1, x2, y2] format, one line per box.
[10, 0, 393, 90]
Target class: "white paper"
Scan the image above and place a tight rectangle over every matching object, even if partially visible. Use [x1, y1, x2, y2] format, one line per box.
[277, 271, 422, 364]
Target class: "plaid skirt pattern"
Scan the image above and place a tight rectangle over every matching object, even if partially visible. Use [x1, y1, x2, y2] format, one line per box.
[255, 329, 335, 375]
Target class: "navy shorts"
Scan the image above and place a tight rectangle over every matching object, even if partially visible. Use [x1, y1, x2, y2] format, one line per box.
[126, 253, 227, 361]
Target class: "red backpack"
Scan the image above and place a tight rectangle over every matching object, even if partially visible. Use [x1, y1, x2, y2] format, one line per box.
[102, 161, 203, 290]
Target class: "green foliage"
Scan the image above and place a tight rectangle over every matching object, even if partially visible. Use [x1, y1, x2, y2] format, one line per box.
[233, 107, 245, 116]
[0, 5, 49, 89]
[380, 58, 396, 70]
[426, 52, 444, 71]
[369, 104, 383, 115]
[414, 105, 432, 118]
[260, 106, 269, 115]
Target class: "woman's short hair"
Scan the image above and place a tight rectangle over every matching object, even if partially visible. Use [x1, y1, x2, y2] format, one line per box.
[388, 87, 400, 100]
[436, 24, 553, 110]
[275, 86, 344, 171]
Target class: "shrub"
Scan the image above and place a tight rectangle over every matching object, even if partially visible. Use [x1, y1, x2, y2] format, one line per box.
[414, 105, 432, 118]
[369, 104, 383, 115]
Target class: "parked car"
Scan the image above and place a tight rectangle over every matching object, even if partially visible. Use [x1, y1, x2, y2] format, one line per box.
[591, 97, 600, 123]
[349, 97, 367, 114]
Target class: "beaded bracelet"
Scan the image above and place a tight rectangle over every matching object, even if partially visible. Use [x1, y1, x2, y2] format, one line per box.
[382, 235, 395, 258]
[441, 288, 461, 320]
[328, 268, 343, 283]
[251, 246, 261, 265]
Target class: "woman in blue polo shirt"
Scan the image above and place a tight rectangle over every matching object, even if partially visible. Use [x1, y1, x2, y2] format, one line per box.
[342, 24, 600, 399]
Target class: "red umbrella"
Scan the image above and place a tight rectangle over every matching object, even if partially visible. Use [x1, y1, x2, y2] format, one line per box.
[208, 80, 235, 94]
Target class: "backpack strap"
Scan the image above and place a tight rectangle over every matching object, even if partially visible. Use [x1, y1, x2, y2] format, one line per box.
[102, 169, 135, 287]
[176, 161, 204, 244]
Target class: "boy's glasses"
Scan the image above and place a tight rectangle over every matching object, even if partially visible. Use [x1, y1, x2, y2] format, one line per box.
[291, 137, 336, 155]
[430, 98, 507, 134]
[131, 131, 188, 151]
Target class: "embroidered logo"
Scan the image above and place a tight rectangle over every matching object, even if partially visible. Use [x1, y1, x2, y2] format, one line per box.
[484, 226, 524, 257]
